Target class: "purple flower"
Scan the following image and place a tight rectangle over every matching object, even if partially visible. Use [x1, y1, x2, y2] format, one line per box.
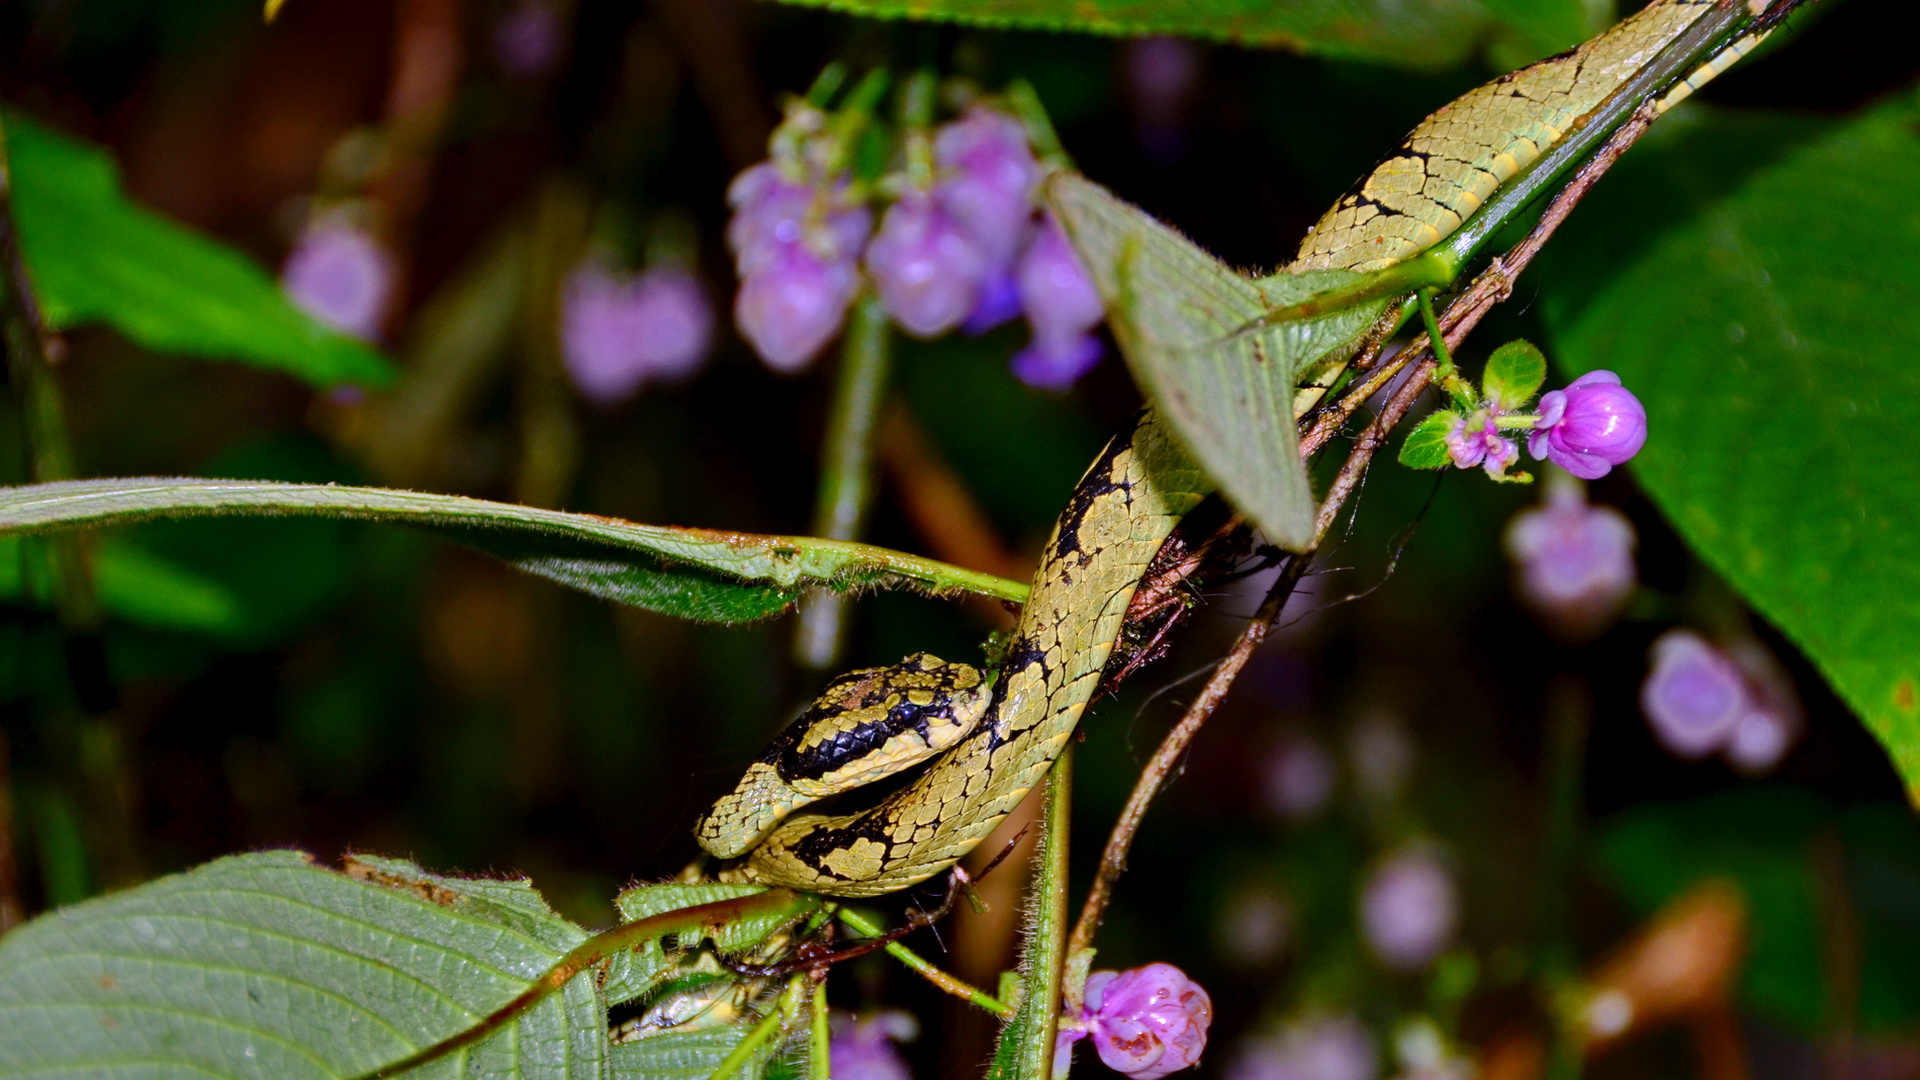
[830, 1012, 916, 1080]
[281, 220, 395, 341]
[734, 242, 859, 373]
[726, 162, 870, 371]
[1225, 1015, 1376, 1080]
[1061, 964, 1213, 1080]
[561, 263, 713, 404]
[1018, 215, 1104, 341]
[1360, 847, 1458, 971]
[1640, 630, 1747, 759]
[1527, 370, 1647, 480]
[1012, 215, 1106, 389]
[1012, 332, 1104, 392]
[1262, 734, 1335, 821]
[963, 265, 1024, 335]
[1642, 632, 1801, 771]
[933, 108, 1040, 270]
[1503, 477, 1637, 637]
[865, 194, 990, 338]
[1443, 413, 1518, 477]
[494, 1, 564, 79]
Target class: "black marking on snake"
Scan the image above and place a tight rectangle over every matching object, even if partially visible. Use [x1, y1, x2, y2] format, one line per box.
[778, 696, 957, 783]
[789, 814, 898, 879]
[1050, 430, 1136, 565]
[984, 642, 1051, 751]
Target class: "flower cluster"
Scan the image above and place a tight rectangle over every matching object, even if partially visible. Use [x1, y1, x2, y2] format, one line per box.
[725, 92, 1105, 389]
[1056, 963, 1213, 1079]
[1640, 629, 1801, 773]
[1503, 473, 1638, 638]
[1399, 341, 1647, 483]
[560, 259, 714, 405]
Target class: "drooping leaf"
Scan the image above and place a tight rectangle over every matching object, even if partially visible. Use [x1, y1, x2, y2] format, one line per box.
[3, 110, 393, 388]
[1538, 100, 1920, 794]
[1482, 340, 1547, 412]
[752, 0, 1590, 69]
[1397, 412, 1459, 470]
[1048, 173, 1396, 551]
[0, 478, 1029, 624]
[0, 850, 606, 1079]
[601, 882, 816, 1006]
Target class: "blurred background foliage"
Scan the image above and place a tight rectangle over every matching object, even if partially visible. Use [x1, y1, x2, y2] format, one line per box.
[3, 0, 1919, 1075]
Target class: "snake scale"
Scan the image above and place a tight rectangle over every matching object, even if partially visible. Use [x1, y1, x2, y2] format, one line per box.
[698, 0, 1776, 898]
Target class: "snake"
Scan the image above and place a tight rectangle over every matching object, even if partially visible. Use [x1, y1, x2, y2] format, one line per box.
[696, 0, 1784, 899]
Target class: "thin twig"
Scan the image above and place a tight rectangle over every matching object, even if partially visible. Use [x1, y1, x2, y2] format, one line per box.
[1066, 99, 1666, 956]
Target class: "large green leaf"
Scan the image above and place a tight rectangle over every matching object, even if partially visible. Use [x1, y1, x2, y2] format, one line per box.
[0, 851, 605, 1079]
[0, 478, 1028, 623]
[1048, 174, 1393, 551]
[3, 111, 393, 389]
[1537, 100, 1920, 793]
[755, 0, 1591, 69]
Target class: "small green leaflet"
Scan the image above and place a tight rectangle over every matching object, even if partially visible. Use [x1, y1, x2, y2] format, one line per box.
[1048, 174, 1392, 552]
[1398, 413, 1458, 470]
[1482, 339, 1547, 411]
[0, 478, 1029, 624]
[3, 111, 393, 388]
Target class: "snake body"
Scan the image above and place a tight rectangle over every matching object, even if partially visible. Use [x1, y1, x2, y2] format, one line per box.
[700, 0, 1777, 898]
[706, 412, 1209, 897]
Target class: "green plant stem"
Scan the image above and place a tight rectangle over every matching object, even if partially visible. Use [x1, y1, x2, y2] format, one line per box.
[711, 976, 807, 1080]
[356, 889, 817, 1080]
[795, 293, 893, 671]
[837, 907, 1012, 1017]
[809, 977, 830, 1080]
[988, 745, 1073, 1080]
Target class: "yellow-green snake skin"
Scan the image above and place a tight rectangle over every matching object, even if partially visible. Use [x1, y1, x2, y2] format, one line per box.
[701, 0, 1769, 898]
[712, 412, 1209, 897]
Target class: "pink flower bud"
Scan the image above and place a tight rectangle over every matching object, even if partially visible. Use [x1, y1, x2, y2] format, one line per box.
[1360, 847, 1458, 971]
[1639, 630, 1745, 758]
[1503, 477, 1637, 637]
[1526, 370, 1647, 480]
[865, 194, 990, 338]
[1074, 964, 1213, 1080]
[281, 220, 395, 341]
[733, 242, 858, 373]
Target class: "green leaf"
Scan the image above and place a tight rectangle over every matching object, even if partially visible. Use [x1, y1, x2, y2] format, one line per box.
[1538, 101, 1920, 794]
[3, 110, 394, 389]
[1481, 340, 1546, 411]
[0, 535, 242, 633]
[1048, 173, 1397, 552]
[0, 850, 606, 1078]
[754, 0, 1549, 69]
[0, 478, 1029, 623]
[1397, 411, 1459, 470]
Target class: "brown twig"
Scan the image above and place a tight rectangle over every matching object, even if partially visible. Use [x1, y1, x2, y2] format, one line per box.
[1065, 99, 1666, 957]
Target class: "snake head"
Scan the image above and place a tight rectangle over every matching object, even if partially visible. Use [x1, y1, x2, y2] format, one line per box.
[693, 652, 993, 860]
